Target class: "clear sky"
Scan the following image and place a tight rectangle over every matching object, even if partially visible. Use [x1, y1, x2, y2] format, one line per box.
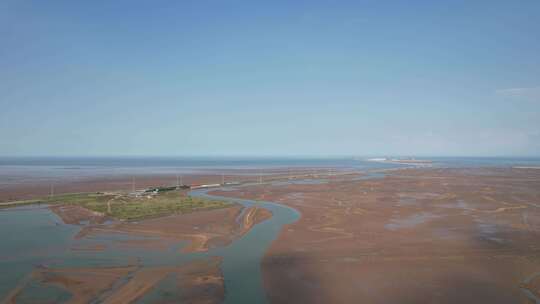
[1, 0, 539, 157]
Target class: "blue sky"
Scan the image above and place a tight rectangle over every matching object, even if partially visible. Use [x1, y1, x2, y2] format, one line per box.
[1, 0, 539, 157]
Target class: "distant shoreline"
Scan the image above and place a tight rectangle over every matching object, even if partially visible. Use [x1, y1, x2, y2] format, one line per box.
[513, 166, 540, 169]
[367, 158, 433, 165]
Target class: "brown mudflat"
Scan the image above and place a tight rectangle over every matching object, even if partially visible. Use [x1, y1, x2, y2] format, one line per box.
[0, 169, 341, 203]
[0, 174, 250, 202]
[4, 266, 137, 304]
[50, 204, 108, 225]
[6, 258, 224, 304]
[75, 203, 272, 253]
[213, 167, 540, 304]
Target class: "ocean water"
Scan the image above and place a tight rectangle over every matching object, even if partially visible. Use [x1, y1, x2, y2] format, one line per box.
[0, 157, 392, 187]
[429, 156, 540, 168]
[0, 156, 539, 187]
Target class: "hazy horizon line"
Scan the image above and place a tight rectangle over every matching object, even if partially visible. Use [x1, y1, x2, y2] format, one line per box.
[1, 155, 540, 159]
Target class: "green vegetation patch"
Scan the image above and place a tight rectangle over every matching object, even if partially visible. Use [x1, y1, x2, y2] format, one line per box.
[2, 190, 231, 221]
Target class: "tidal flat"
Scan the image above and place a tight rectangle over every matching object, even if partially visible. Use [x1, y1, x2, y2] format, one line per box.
[3, 166, 540, 303]
[0, 184, 278, 304]
[212, 167, 540, 304]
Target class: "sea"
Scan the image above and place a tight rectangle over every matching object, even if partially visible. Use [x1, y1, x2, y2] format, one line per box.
[0, 156, 539, 186]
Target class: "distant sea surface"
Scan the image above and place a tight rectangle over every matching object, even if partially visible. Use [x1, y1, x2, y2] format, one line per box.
[0, 156, 539, 186]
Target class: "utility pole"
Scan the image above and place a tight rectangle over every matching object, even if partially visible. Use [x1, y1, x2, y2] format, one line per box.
[49, 183, 54, 197]
[222, 173, 225, 185]
[132, 176, 135, 192]
[176, 174, 180, 188]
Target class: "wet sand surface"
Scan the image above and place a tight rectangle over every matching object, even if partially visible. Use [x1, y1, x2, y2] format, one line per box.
[0, 174, 242, 202]
[32, 266, 138, 304]
[5, 258, 224, 304]
[145, 257, 225, 304]
[211, 167, 540, 303]
[49, 205, 109, 225]
[0, 168, 334, 202]
[73, 204, 272, 253]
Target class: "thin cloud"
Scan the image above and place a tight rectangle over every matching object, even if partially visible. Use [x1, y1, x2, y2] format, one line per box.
[495, 87, 540, 100]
